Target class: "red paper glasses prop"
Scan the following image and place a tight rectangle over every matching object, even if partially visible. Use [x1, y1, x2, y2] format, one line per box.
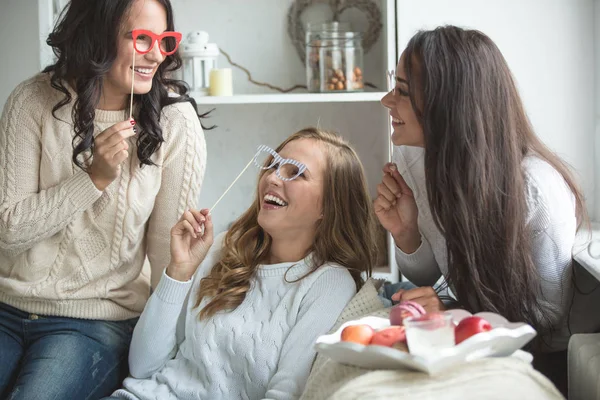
[128, 30, 182, 120]
[128, 29, 182, 119]
[132, 29, 182, 56]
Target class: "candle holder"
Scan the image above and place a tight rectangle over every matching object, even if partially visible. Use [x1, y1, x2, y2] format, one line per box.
[180, 31, 219, 96]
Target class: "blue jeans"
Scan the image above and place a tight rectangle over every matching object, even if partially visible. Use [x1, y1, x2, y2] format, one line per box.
[0, 302, 137, 400]
[378, 281, 417, 307]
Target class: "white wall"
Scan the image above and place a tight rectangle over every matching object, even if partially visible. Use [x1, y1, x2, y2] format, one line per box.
[172, 0, 387, 94]
[171, 0, 389, 234]
[396, 0, 597, 218]
[0, 0, 42, 107]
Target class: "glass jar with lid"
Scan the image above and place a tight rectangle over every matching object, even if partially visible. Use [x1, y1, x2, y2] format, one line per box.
[305, 22, 364, 93]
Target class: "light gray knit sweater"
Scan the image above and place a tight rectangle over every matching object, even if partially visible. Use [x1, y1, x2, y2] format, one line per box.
[392, 145, 580, 351]
[111, 233, 357, 400]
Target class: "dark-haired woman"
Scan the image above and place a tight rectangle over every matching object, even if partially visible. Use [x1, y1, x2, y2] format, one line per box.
[375, 26, 587, 394]
[0, 0, 207, 398]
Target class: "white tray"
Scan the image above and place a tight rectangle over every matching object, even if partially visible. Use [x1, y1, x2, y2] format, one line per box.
[315, 310, 536, 375]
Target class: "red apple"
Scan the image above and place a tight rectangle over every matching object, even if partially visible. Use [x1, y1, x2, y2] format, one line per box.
[340, 324, 375, 345]
[370, 326, 406, 347]
[454, 316, 492, 344]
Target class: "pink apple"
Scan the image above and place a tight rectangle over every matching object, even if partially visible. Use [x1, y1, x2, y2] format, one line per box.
[389, 301, 426, 326]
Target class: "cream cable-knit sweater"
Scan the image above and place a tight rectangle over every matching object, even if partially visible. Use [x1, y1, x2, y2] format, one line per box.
[0, 73, 207, 320]
[111, 232, 357, 400]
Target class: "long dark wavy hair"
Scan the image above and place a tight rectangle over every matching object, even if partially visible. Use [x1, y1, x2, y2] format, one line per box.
[402, 26, 587, 336]
[43, 0, 212, 169]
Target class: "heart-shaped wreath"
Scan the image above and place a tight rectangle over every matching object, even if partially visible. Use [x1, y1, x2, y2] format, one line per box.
[287, 0, 383, 63]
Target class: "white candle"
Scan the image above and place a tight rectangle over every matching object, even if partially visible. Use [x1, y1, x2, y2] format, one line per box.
[209, 68, 233, 96]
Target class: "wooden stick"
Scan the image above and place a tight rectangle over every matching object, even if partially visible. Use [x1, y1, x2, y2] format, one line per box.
[209, 157, 254, 213]
[129, 49, 135, 120]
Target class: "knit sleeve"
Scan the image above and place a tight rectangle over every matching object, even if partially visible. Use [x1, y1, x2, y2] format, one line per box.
[390, 145, 442, 286]
[531, 220, 576, 325]
[524, 158, 578, 325]
[395, 235, 442, 286]
[0, 78, 102, 254]
[145, 101, 207, 289]
[128, 268, 194, 379]
[262, 266, 357, 400]
[128, 234, 224, 379]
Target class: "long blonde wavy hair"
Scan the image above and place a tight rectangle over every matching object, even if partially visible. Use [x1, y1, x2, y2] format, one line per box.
[195, 127, 379, 319]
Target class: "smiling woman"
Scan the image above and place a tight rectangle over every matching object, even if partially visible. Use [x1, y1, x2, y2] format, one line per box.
[375, 26, 589, 394]
[45, 0, 211, 168]
[0, 0, 208, 399]
[102, 128, 380, 400]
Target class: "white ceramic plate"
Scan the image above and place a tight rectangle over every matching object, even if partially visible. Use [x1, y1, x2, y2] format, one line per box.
[315, 311, 536, 375]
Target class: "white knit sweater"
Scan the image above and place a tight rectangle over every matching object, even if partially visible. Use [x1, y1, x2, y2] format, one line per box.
[0, 73, 207, 320]
[111, 233, 357, 400]
[392, 145, 579, 351]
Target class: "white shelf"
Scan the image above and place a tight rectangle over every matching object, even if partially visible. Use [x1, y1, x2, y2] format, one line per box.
[191, 92, 387, 105]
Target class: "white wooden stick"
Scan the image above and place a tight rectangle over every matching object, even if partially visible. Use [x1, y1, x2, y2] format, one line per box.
[386, 70, 394, 162]
[129, 49, 136, 120]
[209, 157, 254, 213]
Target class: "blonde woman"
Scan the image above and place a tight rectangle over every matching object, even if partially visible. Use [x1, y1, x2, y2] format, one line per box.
[105, 128, 379, 400]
